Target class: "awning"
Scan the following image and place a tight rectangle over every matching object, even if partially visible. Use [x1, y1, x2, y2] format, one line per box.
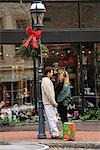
[0, 29, 100, 44]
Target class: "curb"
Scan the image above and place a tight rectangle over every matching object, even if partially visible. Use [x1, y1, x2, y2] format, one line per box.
[39, 141, 100, 149]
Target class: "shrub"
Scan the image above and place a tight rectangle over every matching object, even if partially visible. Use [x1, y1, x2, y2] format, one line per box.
[79, 108, 100, 121]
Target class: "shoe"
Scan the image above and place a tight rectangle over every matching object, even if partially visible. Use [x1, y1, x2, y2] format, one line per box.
[51, 135, 61, 139]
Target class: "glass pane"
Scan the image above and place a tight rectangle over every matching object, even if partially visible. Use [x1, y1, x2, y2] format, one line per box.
[44, 2, 100, 29]
[0, 3, 31, 29]
[0, 18, 3, 29]
[0, 44, 36, 125]
[16, 20, 29, 29]
[44, 2, 78, 28]
[80, 3, 100, 28]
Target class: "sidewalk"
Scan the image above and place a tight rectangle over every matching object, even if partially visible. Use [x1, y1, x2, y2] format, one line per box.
[0, 121, 100, 149]
[0, 130, 100, 149]
[0, 130, 100, 142]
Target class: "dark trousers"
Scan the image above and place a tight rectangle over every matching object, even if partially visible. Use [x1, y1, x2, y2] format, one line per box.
[58, 102, 68, 123]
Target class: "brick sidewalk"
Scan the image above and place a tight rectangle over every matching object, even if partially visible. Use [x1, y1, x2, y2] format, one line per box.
[0, 131, 100, 143]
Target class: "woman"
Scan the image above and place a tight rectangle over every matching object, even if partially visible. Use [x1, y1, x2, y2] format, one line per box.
[56, 71, 71, 123]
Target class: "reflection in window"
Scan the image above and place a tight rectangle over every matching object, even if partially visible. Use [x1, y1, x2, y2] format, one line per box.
[16, 20, 29, 29]
[0, 45, 3, 59]
[0, 18, 3, 29]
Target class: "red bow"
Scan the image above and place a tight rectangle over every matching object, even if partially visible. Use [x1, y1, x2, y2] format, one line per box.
[23, 26, 42, 49]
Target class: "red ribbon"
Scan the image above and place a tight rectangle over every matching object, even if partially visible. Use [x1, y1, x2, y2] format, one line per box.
[23, 26, 42, 49]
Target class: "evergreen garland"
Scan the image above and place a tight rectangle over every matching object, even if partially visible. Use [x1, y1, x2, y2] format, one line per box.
[16, 38, 49, 60]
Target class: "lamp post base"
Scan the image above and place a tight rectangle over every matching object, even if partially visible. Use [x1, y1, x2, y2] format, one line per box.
[38, 134, 46, 139]
[38, 101, 46, 139]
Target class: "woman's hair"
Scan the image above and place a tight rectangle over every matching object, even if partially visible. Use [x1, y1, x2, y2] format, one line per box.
[63, 71, 70, 84]
[58, 71, 70, 83]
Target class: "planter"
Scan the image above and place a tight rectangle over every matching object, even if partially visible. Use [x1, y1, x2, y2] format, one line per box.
[0, 120, 100, 132]
[0, 123, 38, 132]
[74, 120, 100, 131]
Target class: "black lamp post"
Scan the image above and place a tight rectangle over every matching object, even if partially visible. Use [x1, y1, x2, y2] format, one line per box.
[30, 0, 46, 139]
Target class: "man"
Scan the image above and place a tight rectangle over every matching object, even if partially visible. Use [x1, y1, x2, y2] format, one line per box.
[41, 66, 60, 139]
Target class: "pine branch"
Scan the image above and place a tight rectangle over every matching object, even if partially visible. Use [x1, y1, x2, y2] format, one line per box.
[16, 38, 50, 60]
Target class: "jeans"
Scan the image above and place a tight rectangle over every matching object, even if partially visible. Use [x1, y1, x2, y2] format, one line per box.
[58, 102, 68, 123]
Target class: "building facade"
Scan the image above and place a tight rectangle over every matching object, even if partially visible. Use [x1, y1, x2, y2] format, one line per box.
[0, 1, 100, 114]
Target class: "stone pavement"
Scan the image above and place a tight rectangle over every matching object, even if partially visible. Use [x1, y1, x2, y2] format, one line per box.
[0, 131, 100, 149]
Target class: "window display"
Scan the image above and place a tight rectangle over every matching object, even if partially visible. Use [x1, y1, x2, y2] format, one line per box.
[44, 43, 99, 109]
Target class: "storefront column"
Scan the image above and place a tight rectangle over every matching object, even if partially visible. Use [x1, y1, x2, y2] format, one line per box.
[79, 43, 84, 113]
[3, 11, 15, 57]
[95, 43, 100, 107]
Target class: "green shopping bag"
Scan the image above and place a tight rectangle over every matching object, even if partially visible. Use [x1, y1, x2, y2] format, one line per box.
[62, 122, 76, 141]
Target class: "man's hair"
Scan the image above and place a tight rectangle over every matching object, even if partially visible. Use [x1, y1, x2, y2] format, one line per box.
[44, 66, 53, 76]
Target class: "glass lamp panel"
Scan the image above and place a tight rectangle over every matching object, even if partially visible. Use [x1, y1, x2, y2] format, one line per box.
[31, 13, 37, 25]
[37, 13, 44, 25]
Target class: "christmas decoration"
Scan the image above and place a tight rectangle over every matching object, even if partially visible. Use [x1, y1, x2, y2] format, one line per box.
[16, 26, 49, 60]
[59, 57, 74, 66]
[23, 26, 42, 49]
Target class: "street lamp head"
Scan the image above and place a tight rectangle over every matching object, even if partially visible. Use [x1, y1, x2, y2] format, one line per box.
[30, 1, 46, 28]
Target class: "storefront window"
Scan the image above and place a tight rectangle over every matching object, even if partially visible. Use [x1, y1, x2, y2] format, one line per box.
[0, 43, 99, 125]
[44, 44, 77, 95]
[44, 2, 100, 29]
[0, 74, 33, 106]
[0, 44, 34, 108]
[44, 43, 100, 109]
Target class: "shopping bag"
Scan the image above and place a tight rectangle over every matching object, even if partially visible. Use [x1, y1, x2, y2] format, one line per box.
[62, 122, 76, 141]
